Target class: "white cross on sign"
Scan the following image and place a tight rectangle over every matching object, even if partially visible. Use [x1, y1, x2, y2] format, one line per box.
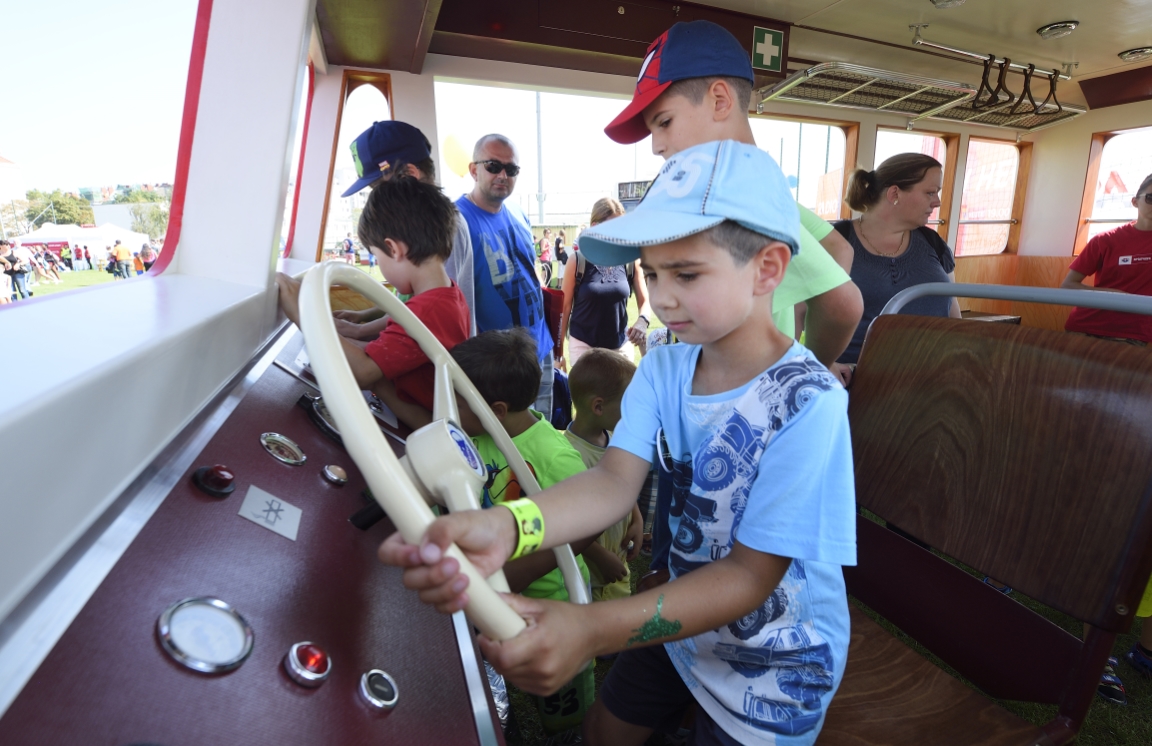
[752, 27, 783, 73]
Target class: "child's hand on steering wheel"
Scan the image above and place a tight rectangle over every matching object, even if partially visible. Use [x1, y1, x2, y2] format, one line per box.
[377, 507, 517, 614]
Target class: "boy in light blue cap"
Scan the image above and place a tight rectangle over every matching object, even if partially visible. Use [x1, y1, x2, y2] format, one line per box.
[379, 139, 858, 746]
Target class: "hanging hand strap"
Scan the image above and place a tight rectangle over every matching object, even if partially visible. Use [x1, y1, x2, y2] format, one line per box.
[988, 58, 1014, 109]
[1035, 70, 1063, 115]
[1008, 64, 1037, 116]
[971, 54, 997, 110]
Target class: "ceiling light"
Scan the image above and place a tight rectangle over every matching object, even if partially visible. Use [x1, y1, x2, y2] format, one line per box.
[1036, 21, 1079, 41]
[928, 0, 967, 8]
[1119, 47, 1152, 63]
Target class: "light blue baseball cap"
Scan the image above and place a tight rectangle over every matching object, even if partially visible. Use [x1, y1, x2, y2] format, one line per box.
[578, 140, 800, 266]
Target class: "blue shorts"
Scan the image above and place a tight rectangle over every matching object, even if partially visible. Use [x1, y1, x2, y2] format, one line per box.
[599, 644, 743, 746]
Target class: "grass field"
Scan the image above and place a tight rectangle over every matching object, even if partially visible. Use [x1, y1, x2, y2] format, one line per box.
[6, 264, 119, 301]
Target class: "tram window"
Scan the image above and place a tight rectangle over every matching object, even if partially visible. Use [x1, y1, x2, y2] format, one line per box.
[3, 1, 196, 295]
[1080, 126, 1152, 250]
[955, 139, 1020, 256]
[873, 130, 949, 226]
[433, 81, 665, 226]
[320, 78, 392, 260]
[748, 118, 848, 220]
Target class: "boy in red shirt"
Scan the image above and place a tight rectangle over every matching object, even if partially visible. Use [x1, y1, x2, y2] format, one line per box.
[1062, 172, 1152, 346]
[277, 177, 470, 425]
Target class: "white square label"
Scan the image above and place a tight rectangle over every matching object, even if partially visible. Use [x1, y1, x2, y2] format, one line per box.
[238, 485, 302, 541]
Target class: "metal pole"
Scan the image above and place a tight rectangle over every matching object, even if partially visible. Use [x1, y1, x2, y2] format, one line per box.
[824, 126, 831, 174]
[881, 282, 1152, 317]
[535, 91, 545, 225]
[910, 27, 1071, 81]
[796, 123, 803, 200]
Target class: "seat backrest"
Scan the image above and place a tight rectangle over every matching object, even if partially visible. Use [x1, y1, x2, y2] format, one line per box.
[850, 316, 1152, 631]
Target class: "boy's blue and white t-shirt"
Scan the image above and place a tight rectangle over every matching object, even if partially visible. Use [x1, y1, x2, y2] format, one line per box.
[610, 341, 856, 745]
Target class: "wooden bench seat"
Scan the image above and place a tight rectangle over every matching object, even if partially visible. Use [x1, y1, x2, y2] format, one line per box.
[817, 316, 1152, 745]
[820, 606, 1044, 746]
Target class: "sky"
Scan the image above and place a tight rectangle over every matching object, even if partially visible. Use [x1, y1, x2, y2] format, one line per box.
[0, 0, 198, 190]
[2, 0, 848, 225]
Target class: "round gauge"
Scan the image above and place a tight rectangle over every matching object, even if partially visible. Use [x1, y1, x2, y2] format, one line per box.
[157, 597, 254, 673]
[260, 432, 306, 466]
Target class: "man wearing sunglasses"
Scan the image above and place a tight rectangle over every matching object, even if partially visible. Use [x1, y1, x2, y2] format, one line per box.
[457, 134, 555, 415]
[1061, 172, 1152, 346]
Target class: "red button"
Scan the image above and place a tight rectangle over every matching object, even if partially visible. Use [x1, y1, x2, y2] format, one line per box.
[203, 465, 235, 492]
[297, 643, 329, 674]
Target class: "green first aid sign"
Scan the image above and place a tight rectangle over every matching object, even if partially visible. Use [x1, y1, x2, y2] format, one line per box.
[752, 27, 783, 73]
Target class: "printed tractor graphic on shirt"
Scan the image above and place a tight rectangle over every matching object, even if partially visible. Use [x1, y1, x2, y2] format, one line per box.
[673, 494, 719, 554]
[694, 412, 767, 492]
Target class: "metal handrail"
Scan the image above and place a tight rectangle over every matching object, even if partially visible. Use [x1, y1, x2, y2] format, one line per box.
[909, 26, 1072, 81]
[957, 218, 1018, 225]
[881, 282, 1152, 317]
[1083, 217, 1133, 224]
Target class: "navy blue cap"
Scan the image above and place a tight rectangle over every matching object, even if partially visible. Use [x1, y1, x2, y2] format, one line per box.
[342, 121, 432, 197]
[605, 21, 755, 144]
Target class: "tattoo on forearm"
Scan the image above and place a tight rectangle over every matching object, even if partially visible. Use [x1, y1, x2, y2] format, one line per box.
[627, 594, 682, 646]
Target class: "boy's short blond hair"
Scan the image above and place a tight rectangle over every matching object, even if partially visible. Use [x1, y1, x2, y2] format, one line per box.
[569, 350, 636, 411]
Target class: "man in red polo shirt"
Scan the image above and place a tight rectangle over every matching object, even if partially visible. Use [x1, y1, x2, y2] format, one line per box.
[1062, 173, 1152, 346]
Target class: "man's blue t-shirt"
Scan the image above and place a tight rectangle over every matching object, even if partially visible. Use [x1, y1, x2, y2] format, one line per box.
[455, 196, 552, 362]
[610, 342, 856, 745]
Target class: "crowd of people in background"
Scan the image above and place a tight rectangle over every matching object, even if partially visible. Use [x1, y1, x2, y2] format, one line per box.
[0, 237, 162, 301]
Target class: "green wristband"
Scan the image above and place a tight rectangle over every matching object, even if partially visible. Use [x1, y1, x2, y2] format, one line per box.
[505, 498, 545, 560]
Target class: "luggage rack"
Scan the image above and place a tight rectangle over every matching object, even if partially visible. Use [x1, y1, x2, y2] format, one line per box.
[758, 62, 1085, 133]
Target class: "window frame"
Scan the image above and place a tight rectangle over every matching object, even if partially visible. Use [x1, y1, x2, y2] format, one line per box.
[874, 126, 960, 241]
[953, 135, 1029, 256]
[747, 111, 859, 220]
[316, 70, 393, 261]
[1074, 130, 1125, 255]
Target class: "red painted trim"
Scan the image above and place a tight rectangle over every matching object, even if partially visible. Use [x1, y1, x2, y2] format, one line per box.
[284, 62, 315, 259]
[149, 0, 214, 275]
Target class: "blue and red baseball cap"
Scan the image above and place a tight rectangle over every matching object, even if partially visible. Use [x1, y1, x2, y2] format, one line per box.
[342, 121, 432, 197]
[604, 21, 755, 145]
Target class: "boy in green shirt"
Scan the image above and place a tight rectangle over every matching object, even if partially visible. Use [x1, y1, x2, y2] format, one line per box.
[450, 328, 593, 600]
[449, 328, 596, 736]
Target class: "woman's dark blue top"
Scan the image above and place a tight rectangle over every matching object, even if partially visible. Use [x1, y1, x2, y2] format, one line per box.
[569, 256, 631, 349]
[839, 223, 955, 364]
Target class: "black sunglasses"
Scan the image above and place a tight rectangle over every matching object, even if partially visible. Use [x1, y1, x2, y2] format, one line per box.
[475, 160, 520, 177]
[1141, 193, 1152, 205]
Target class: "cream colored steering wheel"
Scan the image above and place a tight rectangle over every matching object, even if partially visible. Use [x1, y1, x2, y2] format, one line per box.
[299, 262, 589, 641]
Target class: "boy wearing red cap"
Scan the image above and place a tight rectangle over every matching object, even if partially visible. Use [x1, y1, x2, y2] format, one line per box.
[605, 20, 862, 386]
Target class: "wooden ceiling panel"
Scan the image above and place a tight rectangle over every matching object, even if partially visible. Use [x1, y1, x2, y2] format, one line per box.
[315, 0, 442, 73]
[313, 0, 1148, 110]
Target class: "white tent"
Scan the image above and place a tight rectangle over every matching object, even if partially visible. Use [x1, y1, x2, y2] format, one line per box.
[14, 223, 152, 261]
